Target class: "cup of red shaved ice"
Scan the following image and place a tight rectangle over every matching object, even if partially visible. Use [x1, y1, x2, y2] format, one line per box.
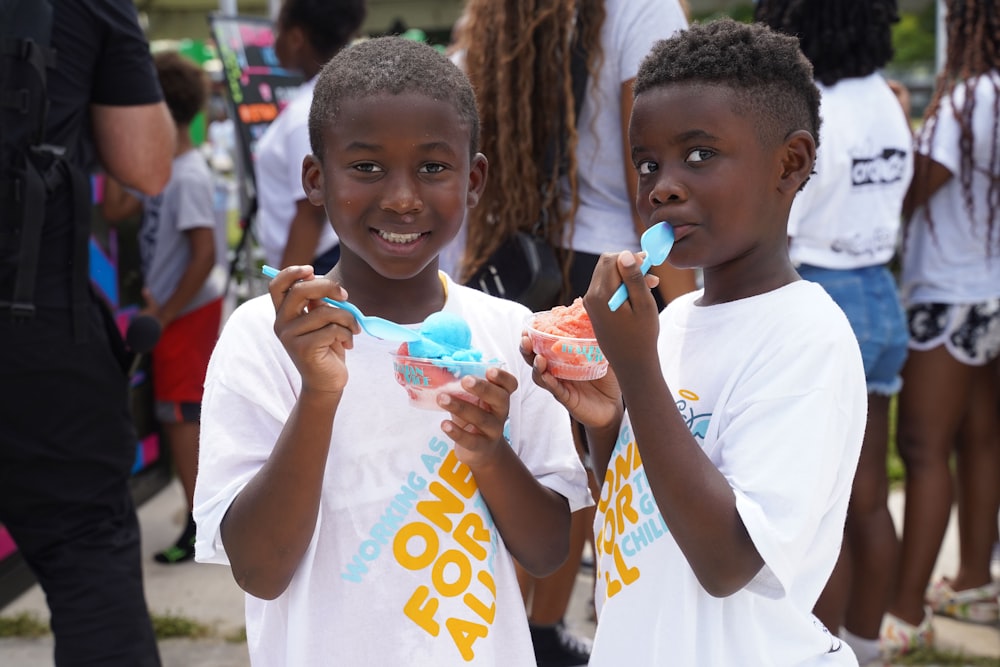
[392, 312, 503, 410]
[526, 298, 608, 381]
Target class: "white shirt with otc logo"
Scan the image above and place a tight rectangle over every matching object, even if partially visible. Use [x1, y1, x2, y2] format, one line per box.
[787, 73, 914, 270]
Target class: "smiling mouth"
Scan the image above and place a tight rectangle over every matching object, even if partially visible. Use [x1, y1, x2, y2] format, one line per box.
[376, 229, 424, 244]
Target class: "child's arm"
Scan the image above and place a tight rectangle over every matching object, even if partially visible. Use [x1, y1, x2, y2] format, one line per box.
[585, 251, 765, 597]
[100, 176, 143, 222]
[219, 266, 360, 600]
[902, 153, 952, 220]
[438, 369, 573, 577]
[149, 227, 215, 326]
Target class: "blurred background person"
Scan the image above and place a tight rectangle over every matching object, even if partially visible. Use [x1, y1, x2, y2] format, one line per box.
[0, 0, 174, 664]
[254, 0, 367, 275]
[754, 2, 914, 665]
[885, 0, 1000, 657]
[102, 50, 226, 566]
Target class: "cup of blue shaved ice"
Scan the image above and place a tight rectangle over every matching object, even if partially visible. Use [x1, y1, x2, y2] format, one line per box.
[391, 311, 503, 410]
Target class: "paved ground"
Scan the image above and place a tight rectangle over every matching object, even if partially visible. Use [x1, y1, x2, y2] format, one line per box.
[1, 480, 997, 666]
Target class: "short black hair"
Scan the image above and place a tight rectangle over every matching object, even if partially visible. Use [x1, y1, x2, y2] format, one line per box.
[154, 51, 208, 128]
[754, 0, 899, 86]
[277, 0, 367, 62]
[309, 36, 481, 161]
[635, 18, 821, 152]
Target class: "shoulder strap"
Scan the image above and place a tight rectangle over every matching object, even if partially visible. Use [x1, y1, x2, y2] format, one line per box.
[0, 0, 61, 321]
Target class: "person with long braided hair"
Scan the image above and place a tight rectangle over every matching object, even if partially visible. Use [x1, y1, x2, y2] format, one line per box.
[884, 0, 1000, 656]
[753, 2, 913, 664]
[449, 0, 695, 306]
[448, 2, 691, 664]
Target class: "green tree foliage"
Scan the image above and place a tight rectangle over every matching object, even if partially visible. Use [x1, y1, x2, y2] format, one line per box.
[891, 6, 937, 66]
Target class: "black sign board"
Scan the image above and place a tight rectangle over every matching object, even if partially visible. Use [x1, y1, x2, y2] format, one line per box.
[208, 13, 304, 192]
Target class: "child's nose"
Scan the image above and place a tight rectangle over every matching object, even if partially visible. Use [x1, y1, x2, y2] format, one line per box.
[381, 173, 424, 215]
[648, 170, 686, 206]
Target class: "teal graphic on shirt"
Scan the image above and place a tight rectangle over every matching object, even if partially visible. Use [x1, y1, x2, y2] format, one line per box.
[595, 388, 711, 600]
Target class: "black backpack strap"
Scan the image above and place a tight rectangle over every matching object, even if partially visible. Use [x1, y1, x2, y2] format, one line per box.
[7, 152, 46, 318]
[67, 160, 91, 339]
[1, 0, 64, 322]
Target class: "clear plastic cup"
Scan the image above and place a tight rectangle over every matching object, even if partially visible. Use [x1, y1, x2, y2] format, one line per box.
[525, 316, 608, 381]
[391, 353, 503, 410]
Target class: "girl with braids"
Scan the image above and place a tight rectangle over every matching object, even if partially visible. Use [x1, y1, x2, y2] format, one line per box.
[447, 2, 691, 664]
[448, 0, 695, 306]
[885, 0, 1000, 655]
[754, 2, 913, 664]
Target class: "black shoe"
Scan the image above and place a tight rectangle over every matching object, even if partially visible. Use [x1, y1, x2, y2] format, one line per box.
[154, 513, 196, 564]
[530, 620, 591, 667]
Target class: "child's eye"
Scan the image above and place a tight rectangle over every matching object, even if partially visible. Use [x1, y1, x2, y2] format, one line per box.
[685, 148, 714, 163]
[353, 162, 383, 174]
[420, 163, 447, 174]
[637, 160, 658, 175]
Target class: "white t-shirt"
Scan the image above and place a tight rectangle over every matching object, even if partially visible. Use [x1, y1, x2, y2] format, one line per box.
[139, 149, 227, 314]
[590, 281, 866, 667]
[254, 77, 338, 269]
[193, 276, 593, 667]
[788, 74, 914, 269]
[560, 0, 687, 255]
[901, 72, 1000, 305]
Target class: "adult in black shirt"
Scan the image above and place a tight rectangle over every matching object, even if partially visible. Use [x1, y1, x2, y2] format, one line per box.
[0, 2, 174, 665]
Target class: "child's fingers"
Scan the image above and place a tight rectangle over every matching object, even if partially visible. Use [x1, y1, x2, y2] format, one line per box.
[437, 370, 514, 441]
[266, 265, 314, 311]
[275, 303, 357, 345]
[615, 250, 653, 310]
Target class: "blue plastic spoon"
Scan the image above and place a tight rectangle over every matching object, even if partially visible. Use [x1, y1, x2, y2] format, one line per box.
[262, 265, 422, 342]
[607, 221, 675, 311]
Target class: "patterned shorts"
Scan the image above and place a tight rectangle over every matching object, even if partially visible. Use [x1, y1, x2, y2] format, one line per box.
[907, 300, 1000, 366]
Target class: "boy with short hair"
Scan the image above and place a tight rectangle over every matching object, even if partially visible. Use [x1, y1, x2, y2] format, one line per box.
[524, 18, 867, 665]
[193, 36, 592, 666]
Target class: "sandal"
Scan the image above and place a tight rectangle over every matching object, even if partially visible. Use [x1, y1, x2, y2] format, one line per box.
[881, 606, 934, 658]
[926, 577, 1000, 624]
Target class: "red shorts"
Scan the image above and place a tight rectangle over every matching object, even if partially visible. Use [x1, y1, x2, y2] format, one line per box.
[152, 298, 222, 406]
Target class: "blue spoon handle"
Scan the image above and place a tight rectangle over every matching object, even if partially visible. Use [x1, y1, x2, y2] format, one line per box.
[607, 255, 654, 312]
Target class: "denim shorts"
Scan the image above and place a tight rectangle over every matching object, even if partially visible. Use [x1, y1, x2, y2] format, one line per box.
[798, 264, 908, 395]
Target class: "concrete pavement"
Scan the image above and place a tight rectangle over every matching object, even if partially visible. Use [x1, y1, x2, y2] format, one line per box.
[1, 480, 997, 666]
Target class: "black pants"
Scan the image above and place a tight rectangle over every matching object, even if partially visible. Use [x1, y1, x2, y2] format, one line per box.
[0, 302, 160, 666]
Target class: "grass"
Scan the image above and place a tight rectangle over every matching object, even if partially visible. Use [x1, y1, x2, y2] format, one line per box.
[0, 612, 49, 638]
[0, 611, 244, 643]
[150, 612, 213, 639]
[887, 394, 906, 485]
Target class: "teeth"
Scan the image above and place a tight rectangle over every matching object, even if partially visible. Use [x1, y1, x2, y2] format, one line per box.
[378, 230, 422, 243]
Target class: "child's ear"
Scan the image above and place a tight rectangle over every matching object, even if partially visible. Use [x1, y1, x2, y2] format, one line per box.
[301, 154, 325, 206]
[465, 152, 489, 208]
[777, 130, 817, 194]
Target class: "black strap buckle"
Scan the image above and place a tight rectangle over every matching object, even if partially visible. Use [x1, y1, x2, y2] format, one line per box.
[8, 301, 36, 320]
